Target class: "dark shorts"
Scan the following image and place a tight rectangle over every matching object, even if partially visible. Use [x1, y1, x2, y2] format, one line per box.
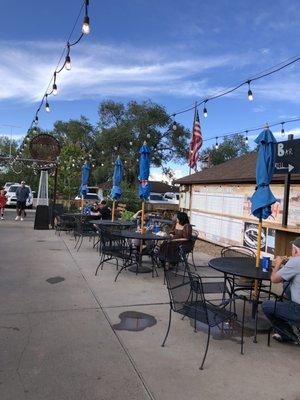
[17, 201, 26, 210]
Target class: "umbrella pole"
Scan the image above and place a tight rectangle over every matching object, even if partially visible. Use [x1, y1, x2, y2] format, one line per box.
[253, 217, 263, 302]
[81, 195, 84, 214]
[112, 200, 115, 222]
[139, 201, 145, 255]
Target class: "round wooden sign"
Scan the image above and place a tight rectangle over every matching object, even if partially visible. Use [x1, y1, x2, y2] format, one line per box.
[29, 134, 60, 161]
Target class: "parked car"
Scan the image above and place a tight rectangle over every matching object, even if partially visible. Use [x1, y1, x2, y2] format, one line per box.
[74, 193, 101, 202]
[148, 193, 167, 203]
[163, 192, 180, 204]
[5, 184, 33, 208]
[3, 182, 15, 192]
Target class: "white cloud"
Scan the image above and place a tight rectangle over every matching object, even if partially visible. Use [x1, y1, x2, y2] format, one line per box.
[150, 167, 185, 183]
[0, 40, 249, 103]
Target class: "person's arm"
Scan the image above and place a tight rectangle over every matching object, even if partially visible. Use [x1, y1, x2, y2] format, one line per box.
[270, 257, 285, 284]
[132, 210, 142, 220]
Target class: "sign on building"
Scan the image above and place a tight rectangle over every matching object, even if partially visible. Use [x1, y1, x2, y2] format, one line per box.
[275, 139, 300, 174]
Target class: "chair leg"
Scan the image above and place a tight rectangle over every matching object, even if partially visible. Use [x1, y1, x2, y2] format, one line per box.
[241, 298, 246, 355]
[162, 307, 172, 347]
[267, 329, 271, 347]
[77, 235, 83, 252]
[95, 254, 105, 276]
[200, 326, 211, 370]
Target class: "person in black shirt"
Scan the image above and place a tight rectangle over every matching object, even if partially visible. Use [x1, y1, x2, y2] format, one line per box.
[99, 200, 111, 220]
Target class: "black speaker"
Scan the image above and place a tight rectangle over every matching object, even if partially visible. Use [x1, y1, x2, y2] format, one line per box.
[34, 205, 50, 230]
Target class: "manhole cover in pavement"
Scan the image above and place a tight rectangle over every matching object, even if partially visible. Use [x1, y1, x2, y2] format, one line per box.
[112, 311, 157, 332]
[46, 276, 65, 284]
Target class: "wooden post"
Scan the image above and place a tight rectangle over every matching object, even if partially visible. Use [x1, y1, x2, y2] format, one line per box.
[282, 134, 294, 227]
[112, 200, 116, 222]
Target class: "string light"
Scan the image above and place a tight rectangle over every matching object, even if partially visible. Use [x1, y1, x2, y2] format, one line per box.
[203, 101, 208, 118]
[172, 120, 177, 131]
[65, 46, 72, 70]
[215, 137, 219, 149]
[82, 0, 90, 34]
[281, 122, 285, 137]
[247, 81, 253, 101]
[146, 133, 151, 139]
[45, 95, 50, 112]
[82, 16, 90, 34]
[245, 131, 249, 144]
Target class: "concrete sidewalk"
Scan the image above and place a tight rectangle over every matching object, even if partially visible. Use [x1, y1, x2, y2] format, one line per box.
[0, 210, 299, 400]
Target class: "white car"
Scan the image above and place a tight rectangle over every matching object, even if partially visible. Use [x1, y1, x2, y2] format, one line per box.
[163, 192, 180, 204]
[148, 193, 168, 204]
[74, 193, 101, 202]
[5, 184, 33, 208]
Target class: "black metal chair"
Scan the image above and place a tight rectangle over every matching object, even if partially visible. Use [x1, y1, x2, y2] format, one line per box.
[55, 214, 76, 236]
[95, 227, 132, 278]
[162, 269, 245, 370]
[221, 245, 272, 298]
[74, 218, 98, 252]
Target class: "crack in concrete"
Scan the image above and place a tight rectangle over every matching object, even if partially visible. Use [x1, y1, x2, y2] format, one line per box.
[15, 314, 32, 398]
[0, 326, 20, 331]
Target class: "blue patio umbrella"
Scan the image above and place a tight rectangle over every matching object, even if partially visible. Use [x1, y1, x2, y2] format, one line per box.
[139, 143, 151, 201]
[79, 162, 90, 213]
[251, 127, 277, 268]
[138, 142, 151, 232]
[110, 157, 123, 221]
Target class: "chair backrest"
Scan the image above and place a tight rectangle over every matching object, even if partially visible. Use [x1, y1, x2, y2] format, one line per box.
[164, 270, 209, 321]
[221, 245, 255, 258]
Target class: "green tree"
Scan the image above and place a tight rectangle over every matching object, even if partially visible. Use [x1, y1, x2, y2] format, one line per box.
[94, 100, 190, 185]
[200, 133, 250, 166]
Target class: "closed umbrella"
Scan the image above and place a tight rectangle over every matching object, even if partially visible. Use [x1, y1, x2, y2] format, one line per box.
[138, 142, 151, 233]
[251, 127, 277, 266]
[251, 126, 277, 309]
[80, 162, 91, 213]
[110, 156, 123, 221]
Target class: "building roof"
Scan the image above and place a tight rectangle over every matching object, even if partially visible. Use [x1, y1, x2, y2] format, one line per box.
[175, 152, 300, 185]
[149, 181, 179, 193]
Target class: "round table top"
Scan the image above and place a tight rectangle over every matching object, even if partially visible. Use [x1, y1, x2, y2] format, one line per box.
[89, 219, 135, 227]
[152, 219, 173, 225]
[208, 257, 271, 280]
[116, 230, 169, 240]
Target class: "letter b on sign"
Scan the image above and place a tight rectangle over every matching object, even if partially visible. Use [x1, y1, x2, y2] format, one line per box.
[277, 143, 284, 157]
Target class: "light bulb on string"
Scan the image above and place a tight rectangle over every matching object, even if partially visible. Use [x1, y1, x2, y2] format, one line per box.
[129, 141, 133, 146]
[45, 95, 50, 112]
[215, 137, 219, 150]
[247, 81, 253, 101]
[203, 101, 208, 118]
[65, 46, 71, 70]
[52, 83, 58, 96]
[101, 163, 104, 167]
[281, 123, 285, 137]
[82, 16, 90, 34]
[172, 115, 177, 131]
[146, 133, 151, 139]
[35, 115, 38, 123]
[245, 131, 249, 145]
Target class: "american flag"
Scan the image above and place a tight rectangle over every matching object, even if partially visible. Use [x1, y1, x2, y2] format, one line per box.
[188, 109, 203, 170]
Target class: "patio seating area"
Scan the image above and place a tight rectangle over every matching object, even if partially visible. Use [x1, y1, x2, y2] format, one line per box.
[1, 210, 298, 400]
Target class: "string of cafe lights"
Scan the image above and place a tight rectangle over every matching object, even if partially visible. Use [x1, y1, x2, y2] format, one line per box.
[202, 116, 300, 150]
[13, 0, 91, 165]
[171, 54, 300, 129]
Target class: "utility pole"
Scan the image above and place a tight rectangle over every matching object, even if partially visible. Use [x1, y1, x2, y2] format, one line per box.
[1, 124, 21, 157]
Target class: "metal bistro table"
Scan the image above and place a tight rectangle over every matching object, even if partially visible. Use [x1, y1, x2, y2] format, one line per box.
[89, 219, 135, 227]
[209, 257, 272, 341]
[115, 230, 168, 274]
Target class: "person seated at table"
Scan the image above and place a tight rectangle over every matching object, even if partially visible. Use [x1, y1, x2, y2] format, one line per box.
[99, 200, 112, 220]
[90, 202, 101, 218]
[158, 211, 192, 268]
[262, 237, 300, 344]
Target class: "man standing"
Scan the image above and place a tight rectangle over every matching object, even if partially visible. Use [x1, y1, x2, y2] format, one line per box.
[15, 181, 30, 221]
[262, 237, 300, 344]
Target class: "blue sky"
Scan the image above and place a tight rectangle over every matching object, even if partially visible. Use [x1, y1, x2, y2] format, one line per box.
[0, 0, 299, 179]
